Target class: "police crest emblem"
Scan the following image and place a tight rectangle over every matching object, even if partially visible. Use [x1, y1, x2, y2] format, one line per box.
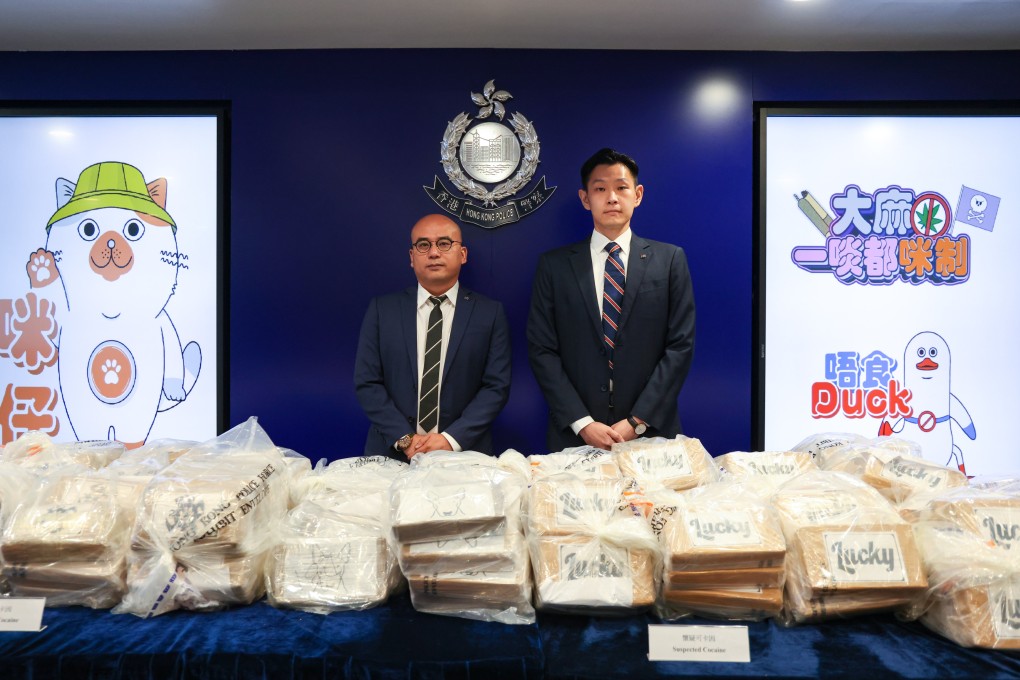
[424, 80, 555, 228]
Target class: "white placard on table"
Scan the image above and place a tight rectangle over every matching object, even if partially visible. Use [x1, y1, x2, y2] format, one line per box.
[0, 598, 46, 632]
[648, 624, 750, 663]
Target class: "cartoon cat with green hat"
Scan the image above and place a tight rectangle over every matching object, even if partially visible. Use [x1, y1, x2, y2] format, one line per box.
[26, 161, 201, 447]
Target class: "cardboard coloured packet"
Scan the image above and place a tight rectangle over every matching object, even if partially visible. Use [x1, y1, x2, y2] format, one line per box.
[663, 585, 784, 618]
[667, 566, 784, 589]
[921, 578, 1020, 650]
[862, 454, 967, 503]
[614, 436, 716, 491]
[399, 530, 524, 574]
[789, 523, 927, 595]
[2, 502, 121, 563]
[715, 450, 816, 481]
[667, 503, 785, 571]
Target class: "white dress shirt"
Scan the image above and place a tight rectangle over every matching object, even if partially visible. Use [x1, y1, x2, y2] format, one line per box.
[571, 228, 633, 436]
[415, 281, 462, 451]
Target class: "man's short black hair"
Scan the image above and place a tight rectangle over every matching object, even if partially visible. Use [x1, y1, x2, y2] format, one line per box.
[580, 148, 640, 189]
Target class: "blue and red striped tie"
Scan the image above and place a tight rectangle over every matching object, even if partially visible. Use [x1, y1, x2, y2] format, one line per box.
[602, 242, 625, 370]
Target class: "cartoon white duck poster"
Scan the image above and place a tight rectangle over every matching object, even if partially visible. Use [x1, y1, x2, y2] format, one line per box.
[761, 111, 1020, 476]
[0, 114, 221, 448]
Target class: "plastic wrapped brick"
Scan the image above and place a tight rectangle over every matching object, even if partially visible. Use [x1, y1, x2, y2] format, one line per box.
[612, 436, 718, 493]
[716, 451, 816, 487]
[401, 530, 524, 574]
[664, 482, 786, 572]
[114, 417, 287, 617]
[390, 458, 533, 624]
[0, 471, 130, 608]
[390, 463, 514, 543]
[529, 446, 621, 481]
[911, 512, 1020, 649]
[293, 455, 407, 526]
[2, 473, 126, 563]
[526, 473, 658, 614]
[266, 502, 401, 614]
[651, 480, 786, 622]
[772, 471, 927, 624]
[791, 432, 868, 459]
[663, 586, 783, 620]
[861, 453, 968, 505]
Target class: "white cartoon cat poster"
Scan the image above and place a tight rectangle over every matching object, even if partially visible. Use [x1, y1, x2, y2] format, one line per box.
[0, 114, 220, 447]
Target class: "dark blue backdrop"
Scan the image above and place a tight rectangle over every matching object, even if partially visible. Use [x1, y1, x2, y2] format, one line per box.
[2, 49, 1018, 460]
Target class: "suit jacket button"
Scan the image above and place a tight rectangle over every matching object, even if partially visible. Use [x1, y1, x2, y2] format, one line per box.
[600, 385, 608, 392]
[599, 347, 606, 356]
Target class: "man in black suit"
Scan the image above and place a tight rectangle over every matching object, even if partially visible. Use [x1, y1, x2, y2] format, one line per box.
[354, 214, 511, 459]
[527, 148, 695, 452]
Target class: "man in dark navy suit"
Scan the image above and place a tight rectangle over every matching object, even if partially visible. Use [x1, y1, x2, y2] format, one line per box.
[355, 214, 511, 460]
[527, 148, 695, 452]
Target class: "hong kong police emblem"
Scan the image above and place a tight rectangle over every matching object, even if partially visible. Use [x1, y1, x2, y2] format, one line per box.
[424, 80, 556, 228]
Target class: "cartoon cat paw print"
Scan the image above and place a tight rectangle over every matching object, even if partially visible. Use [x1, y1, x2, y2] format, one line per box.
[102, 359, 122, 385]
[26, 248, 58, 288]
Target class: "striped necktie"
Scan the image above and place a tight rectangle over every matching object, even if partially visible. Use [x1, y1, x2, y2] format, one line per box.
[417, 294, 447, 433]
[602, 242, 625, 370]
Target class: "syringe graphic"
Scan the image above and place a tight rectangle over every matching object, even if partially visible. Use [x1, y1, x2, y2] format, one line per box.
[795, 190, 833, 237]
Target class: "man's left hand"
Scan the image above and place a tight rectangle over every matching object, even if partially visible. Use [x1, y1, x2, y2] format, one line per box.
[610, 418, 639, 443]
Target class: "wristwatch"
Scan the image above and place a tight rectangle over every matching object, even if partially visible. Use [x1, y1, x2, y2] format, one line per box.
[627, 416, 647, 436]
[395, 433, 414, 452]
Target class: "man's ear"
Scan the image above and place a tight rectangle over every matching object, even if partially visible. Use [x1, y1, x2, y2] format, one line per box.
[578, 188, 592, 211]
[634, 184, 644, 207]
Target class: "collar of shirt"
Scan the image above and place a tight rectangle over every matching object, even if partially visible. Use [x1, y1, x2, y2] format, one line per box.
[590, 227, 633, 266]
[416, 281, 460, 310]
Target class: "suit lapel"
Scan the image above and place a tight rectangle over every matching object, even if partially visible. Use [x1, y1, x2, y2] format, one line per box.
[569, 242, 602, 340]
[401, 287, 418, 388]
[618, 237, 650, 331]
[443, 287, 474, 383]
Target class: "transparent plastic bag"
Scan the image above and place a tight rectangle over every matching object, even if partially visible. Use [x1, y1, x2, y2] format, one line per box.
[613, 435, 719, 493]
[114, 417, 287, 617]
[771, 470, 927, 625]
[529, 446, 621, 481]
[526, 472, 658, 614]
[390, 459, 533, 624]
[653, 480, 786, 622]
[1, 470, 130, 608]
[911, 489, 1020, 649]
[292, 454, 406, 526]
[715, 450, 816, 490]
[266, 501, 402, 614]
[861, 453, 968, 507]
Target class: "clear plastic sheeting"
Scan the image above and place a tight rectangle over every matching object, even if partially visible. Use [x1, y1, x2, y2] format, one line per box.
[390, 452, 533, 624]
[716, 450, 816, 490]
[114, 417, 288, 618]
[911, 485, 1020, 649]
[652, 480, 786, 622]
[526, 472, 658, 614]
[266, 501, 402, 614]
[613, 436, 719, 493]
[1, 471, 130, 607]
[771, 470, 928, 625]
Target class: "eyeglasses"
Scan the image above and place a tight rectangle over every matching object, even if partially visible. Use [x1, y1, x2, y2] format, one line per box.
[411, 238, 462, 254]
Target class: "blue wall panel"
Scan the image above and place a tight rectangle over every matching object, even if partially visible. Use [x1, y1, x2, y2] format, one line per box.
[2, 49, 1018, 459]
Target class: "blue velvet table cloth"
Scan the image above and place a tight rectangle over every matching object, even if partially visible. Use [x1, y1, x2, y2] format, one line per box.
[2, 592, 1018, 679]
